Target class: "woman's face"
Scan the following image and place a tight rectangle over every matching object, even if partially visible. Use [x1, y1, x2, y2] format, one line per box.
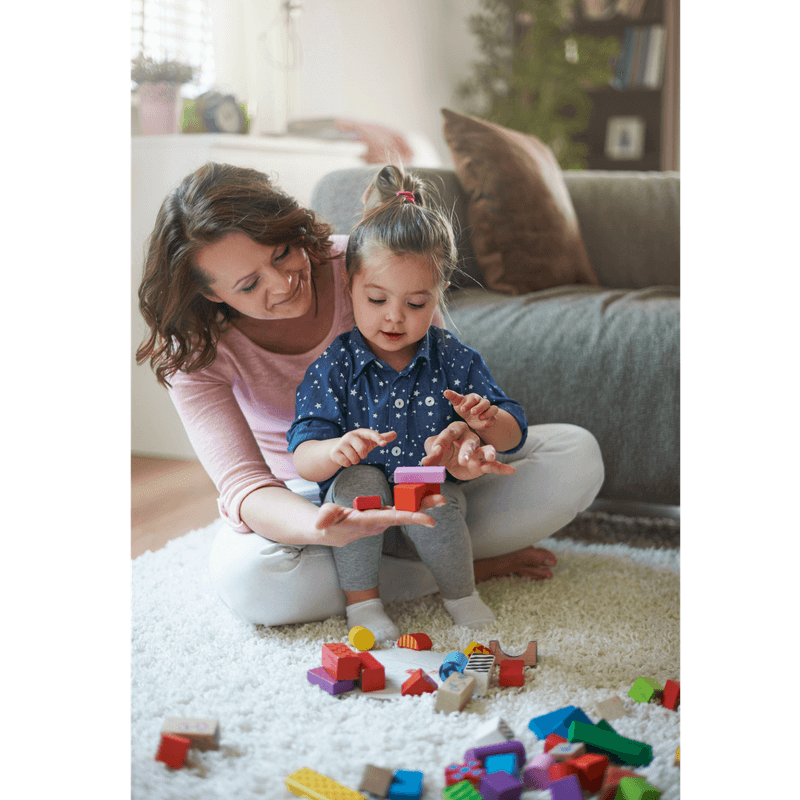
[195, 232, 313, 320]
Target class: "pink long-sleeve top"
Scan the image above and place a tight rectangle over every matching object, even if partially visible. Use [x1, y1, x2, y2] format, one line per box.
[168, 234, 445, 534]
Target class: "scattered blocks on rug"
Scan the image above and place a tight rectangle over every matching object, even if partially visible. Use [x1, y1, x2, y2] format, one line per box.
[498, 659, 524, 687]
[463, 640, 491, 656]
[393, 465, 446, 484]
[357, 651, 386, 692]
[359, 763, 394, 797]
[306, 666, 356, 696]
[442, 780, 483, 800]
[615, 775, 663, 799]
[522, 752, 553, 789]
[435, 672, 475, 713]
[470, 716, 516, 747]
[628, 677, 663, 704]
[595, 696, 628, 720]
[322, 642, 361, 681]
[439, 649, 469, 680]
[549, 774, 584, 800]
[401, 668, 437, 696]
[160, 716, 220, 751]
[661, 679, 680, 710]
[528, 705, 593, 740]
[285, 767, 365, 799]
[445, 760, 485, 787]
[155, 733, 191, 769]
[488, 640, 537, 666]
[599, 766, 640, 800]
[353, 495, 382, 511]
[463, 651, 496, 696]
[397, 632, 433, 650]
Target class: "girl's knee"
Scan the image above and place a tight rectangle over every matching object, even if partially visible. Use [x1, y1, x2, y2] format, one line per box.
[329, 464, 392, 505]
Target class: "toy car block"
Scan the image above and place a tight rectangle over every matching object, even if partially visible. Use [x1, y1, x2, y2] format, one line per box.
[160, 716, 220, 751]
[285, 767, 365, 799]
[307, 666, 356, 696]
[570, 753, 609, 793]
[393, 482, 440, 512]
[673, 746, 680, 767]
[463, 651, 496, 696]
[397, 632, 432, 650]
[595, 696, 628, 720]
[401, 668, 437, 696]
[548, 741, 586, 763]
[388, 769, 423, 799]
[463, 640, 491, 656]
[599, 766, 639, 800]
[393, 465, 446, 483]
[435, 671, 475, 713]
[439, 650, 469, 681]
[478, 769, 523, 800]
[614, 776, 662, 799]
[484, 752, 518, 777]
[442, 780, 483, 800]
[348, 625, 375, 651]
[357, 651, 386, 692]
[359, 764, 394, 797]
[567, 720, 653, 767]
[354, 494, 382, 511]
[522, 753, 553, 790]
[469, 716, 515, 748]
[549, 774, 584, 800]
[322, 642, 361, 681]
[661, 679, 680, 710]
[528, 705, 591, 740]
[155, 733, 191, 769]
[498, 659, 524, 687]
[445, 760, 485, 787]
[627, 677, 663, 704]
[488, 640, 537, 667]
[544, 734, 569, 752]
[463, 740, 526, 770]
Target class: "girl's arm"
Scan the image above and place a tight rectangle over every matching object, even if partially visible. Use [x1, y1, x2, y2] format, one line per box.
[292, 429, 398, 482]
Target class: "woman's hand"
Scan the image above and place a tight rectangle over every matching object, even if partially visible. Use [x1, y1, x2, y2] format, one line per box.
[421, 421, 516, 481]
[444, 389, 499, 431]
[330, 429, 397, 469]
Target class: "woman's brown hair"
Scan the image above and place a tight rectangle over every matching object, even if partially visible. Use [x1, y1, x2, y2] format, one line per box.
[136, 162, 333, 386]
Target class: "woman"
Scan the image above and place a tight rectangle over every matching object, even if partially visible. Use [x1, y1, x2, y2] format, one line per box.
[137, 162, 604, 627]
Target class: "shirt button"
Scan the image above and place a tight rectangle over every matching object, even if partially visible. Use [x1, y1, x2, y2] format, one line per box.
[394, 398, 405, 408]
[391, 446, 402, 456]
[425, 396, 435, 406]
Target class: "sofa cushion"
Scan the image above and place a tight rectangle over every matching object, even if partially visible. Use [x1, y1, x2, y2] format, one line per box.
[441, 109, 600, 295]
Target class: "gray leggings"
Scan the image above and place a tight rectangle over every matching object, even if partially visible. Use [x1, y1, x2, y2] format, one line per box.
[324, 464, 475, 600]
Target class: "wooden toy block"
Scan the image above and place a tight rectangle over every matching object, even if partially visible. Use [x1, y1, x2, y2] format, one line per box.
[389, 769, 423, 799]
[435, 671, 475, 713]
[401, 668, 437, 696]
[439, 650, 469, 680]
[469, 716, 515, 748]
[464, 740, 526, 770]
[485, 752, 518, 776]
[348, 625, 375, 651]
[478, 769, 523, 800]
[549, 774, 584, 800]
[548, 741, 586, 762]
[463, 651, 495, 696]
[393, 465, 446, 483]
[595, 696, 628, 720]
[599, 766, 639, 800]
[627, 677, 663, 704]
[614, 776, 662, 799]
[570, 753, 609, 793]
[528, 705, 592, 740]
[397, 632, 432, 650]
[354, 494, 382, 510]
[522, 753, 553, 789]
[673, 746, 680, 767]
[463, 640, 491, 656]
[359, 764, 394, 797]
[445, 760, 485, 787]
[488, 640, 537, 666]
[155, 733, 191, 769]
[661, 679, 680, 710]
[548, 761, 577, 783]
[567, 720, 653, 767]
[393, 482, 438, 512]
[498, 660, 524, 687]
[357, 651, 386, 692]
[442, 780, 483, 800]
[322, 642, 361, 681]
[544, 734, 569, 752]
[307, 666, 355, 695]
[285, 767, 365, 799]
[160, 716, 220, 751]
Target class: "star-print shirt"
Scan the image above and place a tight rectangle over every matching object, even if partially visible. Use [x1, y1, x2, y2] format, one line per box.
[286, 325, 528, 497]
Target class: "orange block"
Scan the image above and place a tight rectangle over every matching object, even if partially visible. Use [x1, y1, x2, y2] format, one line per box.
[570, 753, 609, 793]
[401, 668, 437, 696]
[393, 482, 440, 512]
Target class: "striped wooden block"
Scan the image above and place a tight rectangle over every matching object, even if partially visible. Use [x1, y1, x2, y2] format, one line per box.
[397, 632, 433, 650]
[464, 651, 495, 696]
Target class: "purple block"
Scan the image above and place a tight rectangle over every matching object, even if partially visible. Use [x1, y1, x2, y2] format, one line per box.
[464, 740, 526, 769]
[306, 666, 355, 695]
[478, 770, 523, 800]
[522, 753, 553, 789]
[549, 775, 583, 800]
[392, 466, 446, 484]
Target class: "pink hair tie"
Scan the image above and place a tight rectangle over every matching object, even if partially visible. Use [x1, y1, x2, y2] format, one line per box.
[396, 191, 416, 204]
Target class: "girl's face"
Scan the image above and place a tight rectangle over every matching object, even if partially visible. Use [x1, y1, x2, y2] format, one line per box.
[196, 232, 313, 321]
[348, 248, 445, 370]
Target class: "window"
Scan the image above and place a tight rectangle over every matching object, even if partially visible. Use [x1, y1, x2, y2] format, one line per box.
[131, 0, 215, 95]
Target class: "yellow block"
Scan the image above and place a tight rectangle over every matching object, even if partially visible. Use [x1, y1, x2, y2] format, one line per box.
[348, 625, 375, 651]
[674, 746, 680, 767]
[463, 640, 491, 656]
[285, 767, 367, 799]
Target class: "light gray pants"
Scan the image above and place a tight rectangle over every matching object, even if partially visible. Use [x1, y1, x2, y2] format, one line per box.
[325, 464, 475, 600]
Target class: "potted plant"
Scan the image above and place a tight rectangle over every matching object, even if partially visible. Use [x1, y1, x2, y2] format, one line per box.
[132, 54, 196, 135]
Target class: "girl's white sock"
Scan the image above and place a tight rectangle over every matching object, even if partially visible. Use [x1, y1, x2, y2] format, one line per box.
[345, 598, 399, 643]
[443, 590, 497, 630]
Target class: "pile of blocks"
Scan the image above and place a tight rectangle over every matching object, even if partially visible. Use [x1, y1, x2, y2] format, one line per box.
[154, 716, 220, 770]
[353, 466, 446, 513]
[307, 642, 386, 694]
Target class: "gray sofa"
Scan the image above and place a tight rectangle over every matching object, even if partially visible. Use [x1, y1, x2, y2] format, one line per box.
[310, 169, 679, 508]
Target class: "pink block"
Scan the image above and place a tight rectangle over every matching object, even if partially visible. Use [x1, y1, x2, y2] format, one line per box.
[392, 466, 446, 483]
[523, 753, 553, 789]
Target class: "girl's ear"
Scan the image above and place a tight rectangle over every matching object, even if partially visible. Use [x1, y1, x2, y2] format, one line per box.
[200, 290, 222, 303]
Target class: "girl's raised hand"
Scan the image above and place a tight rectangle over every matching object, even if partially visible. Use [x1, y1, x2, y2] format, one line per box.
[444, 389, 499, 431]
[421, 420, 516, 481]
[330, 429, 397, 469]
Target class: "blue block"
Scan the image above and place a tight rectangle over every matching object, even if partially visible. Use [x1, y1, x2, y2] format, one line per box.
[528, 705, 592, 739]
[484, 752, 518, 776]
[389, 769, 423, 799]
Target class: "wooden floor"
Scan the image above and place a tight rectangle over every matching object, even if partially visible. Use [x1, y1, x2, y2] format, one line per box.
[131, 455, 220, 559]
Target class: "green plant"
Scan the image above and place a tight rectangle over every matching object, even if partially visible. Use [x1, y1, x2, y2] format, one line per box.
[458, 0, 619, 169]
[131, 54, 196, 86]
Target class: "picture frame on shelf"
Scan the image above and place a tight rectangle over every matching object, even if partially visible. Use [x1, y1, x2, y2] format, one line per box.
[605, 116, 646, 160]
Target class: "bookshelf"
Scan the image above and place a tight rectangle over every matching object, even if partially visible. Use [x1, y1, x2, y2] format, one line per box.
[572, 0, 679, 171]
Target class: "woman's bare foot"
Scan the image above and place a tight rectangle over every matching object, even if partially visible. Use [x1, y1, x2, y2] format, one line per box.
[473, 545, 558, 583]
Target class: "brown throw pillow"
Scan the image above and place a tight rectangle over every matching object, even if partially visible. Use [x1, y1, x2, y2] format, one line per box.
[442, 108, 600, 294]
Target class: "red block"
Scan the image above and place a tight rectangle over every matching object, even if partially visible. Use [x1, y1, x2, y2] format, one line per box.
[570, 753, 609, 793]
[393, 482, 440, 512]
[354, 495, 382, 510]
[155, 733, 191, 769]
[599, 766, 639, 800]
[548, 761, 578, 782]
[662, 679, 681, 710]
[397, 632, 433, 650]
[401, 668, 437, 696]
[321, 642, 360, 681]
[358, 651, 386, 692]
[544, 734, 569, 752]
[498, 659, 525, 687]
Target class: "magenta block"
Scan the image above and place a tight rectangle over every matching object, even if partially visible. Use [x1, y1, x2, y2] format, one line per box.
[522, 753, 553, 789]
[392, 466, 446, 483]
[478, 770, 523, 800]
[306, 666, 355, 695]
[549, 774, 583, 800]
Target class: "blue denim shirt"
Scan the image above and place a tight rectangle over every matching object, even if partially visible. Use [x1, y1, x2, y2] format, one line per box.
[286, 326, 527, 498]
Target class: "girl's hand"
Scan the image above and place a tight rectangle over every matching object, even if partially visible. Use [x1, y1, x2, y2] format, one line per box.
[330, 429, 397, 469]
[444, 389, 499, 431]
[421, 421, 516, 481]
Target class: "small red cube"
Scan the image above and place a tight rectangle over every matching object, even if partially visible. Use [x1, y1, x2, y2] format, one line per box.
[499, 659, 525, 686]
[354, 495, 382, 510]
[155, 733, 191, 769]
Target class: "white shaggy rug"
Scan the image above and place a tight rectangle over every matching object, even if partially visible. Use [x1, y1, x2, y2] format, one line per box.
[132, 518, 679, 799]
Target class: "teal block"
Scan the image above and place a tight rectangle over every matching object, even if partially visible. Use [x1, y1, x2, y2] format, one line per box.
[528, 705, 593, 739]
[485, 752, 518, 776]
[389, 769, 423, 799]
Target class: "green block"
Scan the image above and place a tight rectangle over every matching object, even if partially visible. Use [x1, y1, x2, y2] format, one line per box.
[614, 775, 662, 799]
[628, 677, 663, 703]
[597, 719, 617, 733]
[568, 720, 653, 767]
[443, 780, 482, 800]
